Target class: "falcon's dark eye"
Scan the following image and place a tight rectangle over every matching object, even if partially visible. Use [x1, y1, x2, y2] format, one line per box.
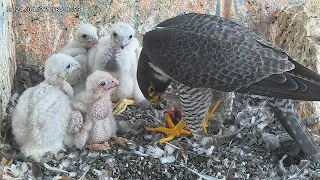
[100, 81, 106, 86]
[113, 32, 117, 37]
[129, 35, 132, 39]
[82, 34, 87, 38]
[148, 85, 156, 97]
[66, 64, 71, 69]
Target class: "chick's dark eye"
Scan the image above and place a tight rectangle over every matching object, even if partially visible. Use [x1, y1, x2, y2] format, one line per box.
[100, 81, 106, 86]
[82, 34, 87, 38]
[66, 64, 71, 69]
[113, 32, 117, 37]
[129, 35, 132, 38]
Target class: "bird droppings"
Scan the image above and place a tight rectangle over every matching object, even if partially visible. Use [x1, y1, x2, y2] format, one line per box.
[0, 71, 319, 179]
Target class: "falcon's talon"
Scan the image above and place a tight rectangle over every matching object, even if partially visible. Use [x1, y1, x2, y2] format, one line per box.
[146, 112, 191, 144]
[202, 100, 221, 134]
[112, 99, 135, 114]
[85, 143, 111, 151]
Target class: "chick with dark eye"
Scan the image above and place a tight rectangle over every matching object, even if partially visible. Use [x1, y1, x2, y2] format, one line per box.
[82, 34, 87, 38]
[113, 32, 117, 37]
[100, 81, 106, 86]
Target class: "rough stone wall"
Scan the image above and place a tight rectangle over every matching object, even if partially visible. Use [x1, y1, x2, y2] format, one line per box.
[1, 0, 320, 123]
[274, 5, 320, 118]
[0, 0, 16, 126]
[12, 0, 318, 68]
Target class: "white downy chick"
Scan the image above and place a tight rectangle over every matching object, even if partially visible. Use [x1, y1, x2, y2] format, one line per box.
[11, 53, 82, 160]
[59, 23, 98, 93]
[73, 70, 128, 150]
[87, 36, 109, 74]
[92, 22, 146, 114]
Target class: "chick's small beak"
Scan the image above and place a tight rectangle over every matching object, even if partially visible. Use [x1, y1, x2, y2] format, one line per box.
[109, 79, 120, 88]
[76, 63, 81, 70]
[120, 40, 128, 49]
[91, 39, 98, 45]
[149, 93, 167, 110]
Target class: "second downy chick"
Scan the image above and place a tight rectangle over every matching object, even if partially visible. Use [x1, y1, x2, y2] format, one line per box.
[74, 70, 129, 150]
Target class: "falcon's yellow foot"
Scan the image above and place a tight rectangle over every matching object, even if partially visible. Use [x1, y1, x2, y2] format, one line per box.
[146, 113, 191, 144]
[112, 99, 135, 115]
[202, 100, 221, 134]
[85, 143, 111, 151]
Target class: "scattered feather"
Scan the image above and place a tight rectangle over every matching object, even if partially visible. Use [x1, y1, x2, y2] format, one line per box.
[160, 156, 176, 164]
[79, 167, 90, 180]
[43, 163, 68, 174]
[178, 145, 189, 164]
[201, 137, 213, 146]
[60, 159, 72, 168]
[279, 154, 288, 175]
[93, 169, 102, 176]
[181, 164, 225, 180]
[68, 172, 77, 178]
[194, 145, 215, 156]
[134, 146, 149, 157]
[164, 144, 175, 155]
[261, 133, 280, 150]
[146, 145, 165, 158]
[287, 160, 310, 180]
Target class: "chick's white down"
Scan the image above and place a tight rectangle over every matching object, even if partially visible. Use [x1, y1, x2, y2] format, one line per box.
[92, 22, 145, 104]
[71, 70, 120, 149]
[59, 23, 98, 94]
[11, 53, 82, 159]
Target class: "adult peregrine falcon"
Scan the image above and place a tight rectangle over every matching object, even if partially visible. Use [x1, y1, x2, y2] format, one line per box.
[137, 12, 320, 150]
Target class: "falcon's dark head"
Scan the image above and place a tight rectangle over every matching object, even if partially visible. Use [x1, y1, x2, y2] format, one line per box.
[137, 49, 171, 110]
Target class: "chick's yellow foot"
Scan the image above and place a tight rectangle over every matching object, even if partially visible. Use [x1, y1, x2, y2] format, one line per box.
[85, 143, 111, 151]
[146, 113, 191, 144]
[112, 99, 135, 115]
[202, 100, 221, 134]
[112, 136, 130, 146]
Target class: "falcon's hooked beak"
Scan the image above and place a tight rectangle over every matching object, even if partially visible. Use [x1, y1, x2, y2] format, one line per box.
[137, 49, 171, 110]
[149, 92, 168, 110]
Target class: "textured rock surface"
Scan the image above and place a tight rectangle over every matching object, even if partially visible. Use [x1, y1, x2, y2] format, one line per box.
[275, 5, 320, 118]
[9, 0, 318, 67]
[0, 0, 16, 128]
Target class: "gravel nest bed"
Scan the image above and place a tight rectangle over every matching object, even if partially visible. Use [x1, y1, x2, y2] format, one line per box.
[0, 69, 319, 179]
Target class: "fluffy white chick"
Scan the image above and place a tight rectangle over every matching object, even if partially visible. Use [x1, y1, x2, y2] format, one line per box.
[92, 22, 146, 114]
[88, 36, 109, 74]
[59, 23, 98, 92]
[73, 70, 129, 150]
[11, 53, 82, 160]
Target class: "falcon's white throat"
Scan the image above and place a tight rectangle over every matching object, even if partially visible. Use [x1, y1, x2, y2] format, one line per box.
[148, 62, 171, 82]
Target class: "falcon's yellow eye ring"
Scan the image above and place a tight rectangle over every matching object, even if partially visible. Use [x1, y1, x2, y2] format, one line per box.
[150, 100, 156, 105]
[148, 85, 156, 97]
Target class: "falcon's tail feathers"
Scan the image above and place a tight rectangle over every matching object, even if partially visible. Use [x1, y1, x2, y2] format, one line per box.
[236, 57, 320, 101]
